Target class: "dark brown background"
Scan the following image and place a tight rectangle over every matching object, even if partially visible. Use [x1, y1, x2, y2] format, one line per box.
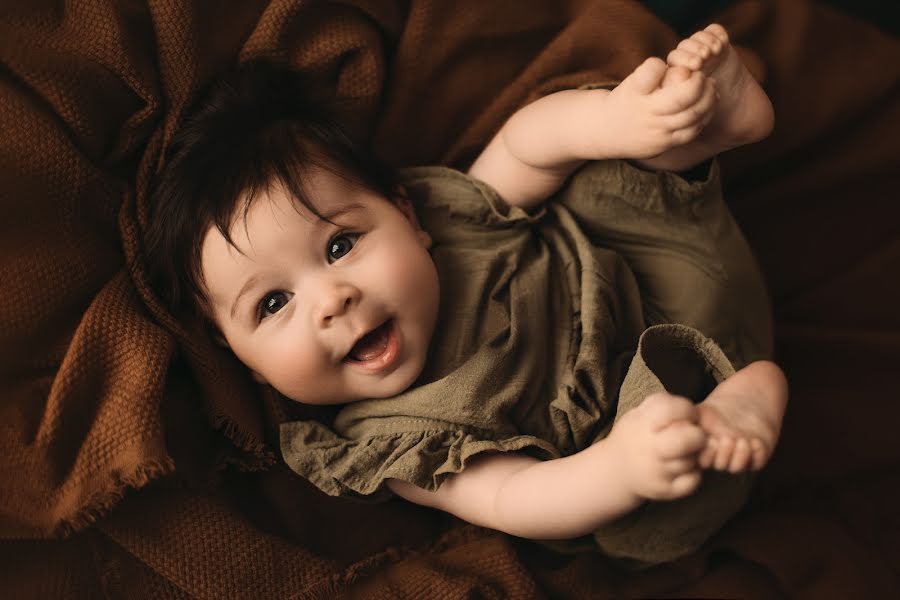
[1, 0, 898, 597]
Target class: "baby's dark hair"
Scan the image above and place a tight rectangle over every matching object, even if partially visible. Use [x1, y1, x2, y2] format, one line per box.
[144, 60, 397, 324]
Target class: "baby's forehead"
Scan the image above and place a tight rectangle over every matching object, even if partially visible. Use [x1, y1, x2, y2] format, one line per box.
[222, 177, 378, 249]
[198, 175, 382, 305]
[255, 166, 373, 216]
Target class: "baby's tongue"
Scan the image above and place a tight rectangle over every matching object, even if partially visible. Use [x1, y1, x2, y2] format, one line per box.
[348, 321, 390, 361]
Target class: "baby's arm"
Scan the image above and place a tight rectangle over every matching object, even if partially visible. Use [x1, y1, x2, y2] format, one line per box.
[387, 393, 706, 540]
[468, 57, 716, 209]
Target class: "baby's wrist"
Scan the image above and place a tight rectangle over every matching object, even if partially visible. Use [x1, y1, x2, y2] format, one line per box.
[587, 436, 646, 508]
[504, 88, 611, 168]
[552, 89, 614, 162]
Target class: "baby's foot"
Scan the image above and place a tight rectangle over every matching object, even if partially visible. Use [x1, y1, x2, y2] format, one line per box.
[696, 361, 788, 472]
[594, 57, 717, 160]
[667, 24, 774, 148]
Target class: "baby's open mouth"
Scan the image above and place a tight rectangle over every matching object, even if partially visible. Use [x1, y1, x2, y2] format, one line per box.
[345, 319, 395, 364]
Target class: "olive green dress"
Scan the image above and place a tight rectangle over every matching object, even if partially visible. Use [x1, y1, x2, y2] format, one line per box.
[281, 159, 773, 565]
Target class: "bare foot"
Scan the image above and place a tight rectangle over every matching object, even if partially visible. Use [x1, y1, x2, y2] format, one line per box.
[696, 361, 788, 473]
[590, 57, 717, 160]
[671, 24, 774, 144]
[639, 24, 774, 172]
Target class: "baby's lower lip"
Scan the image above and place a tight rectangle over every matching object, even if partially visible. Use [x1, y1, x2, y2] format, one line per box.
[344, 320, 401, 373]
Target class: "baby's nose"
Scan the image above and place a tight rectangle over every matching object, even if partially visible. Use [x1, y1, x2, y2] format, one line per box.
[316, 283, 360, 326]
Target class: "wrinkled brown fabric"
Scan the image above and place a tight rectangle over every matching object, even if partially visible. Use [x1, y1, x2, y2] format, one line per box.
[1, 0, 899, 598]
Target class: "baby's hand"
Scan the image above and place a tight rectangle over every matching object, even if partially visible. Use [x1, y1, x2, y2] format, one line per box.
[584, 57, 717, 159]
[607, 392, 707, 501]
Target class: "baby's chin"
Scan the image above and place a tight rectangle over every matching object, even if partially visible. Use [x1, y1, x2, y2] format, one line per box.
[285, 362, 426, 406]
[348, 364, 425, 403]
[356, 353, 432, 403]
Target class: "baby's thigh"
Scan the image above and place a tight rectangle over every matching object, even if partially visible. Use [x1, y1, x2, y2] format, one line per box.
[569, 160, 773, 366]
[627, 226, 771, 368]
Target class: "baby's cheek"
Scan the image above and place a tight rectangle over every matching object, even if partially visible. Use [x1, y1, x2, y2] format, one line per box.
[265, 341, 337, 404]
[390, 247, 437, 297]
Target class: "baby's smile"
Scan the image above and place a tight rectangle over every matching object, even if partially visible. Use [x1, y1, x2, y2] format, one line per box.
[199, 168, 440, 405]
[343, 318, 401, 371]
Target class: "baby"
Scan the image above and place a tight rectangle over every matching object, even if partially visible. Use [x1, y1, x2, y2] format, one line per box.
[145, 25, 787, 564]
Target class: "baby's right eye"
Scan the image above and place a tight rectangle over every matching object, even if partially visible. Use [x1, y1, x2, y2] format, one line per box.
[257, 291, 291, 320]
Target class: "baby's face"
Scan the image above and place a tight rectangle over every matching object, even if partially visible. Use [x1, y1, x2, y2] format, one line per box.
[200, 168, 440, 404]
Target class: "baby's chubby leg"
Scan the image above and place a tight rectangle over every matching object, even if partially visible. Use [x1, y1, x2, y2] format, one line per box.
[696, 361, 788, 472]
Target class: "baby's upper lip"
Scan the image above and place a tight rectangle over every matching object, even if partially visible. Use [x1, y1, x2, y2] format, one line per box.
[340, 317, 391, 362]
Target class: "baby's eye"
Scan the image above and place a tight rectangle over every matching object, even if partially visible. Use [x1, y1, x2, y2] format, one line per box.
[257, 291, 291, 320]
[327, 233, 360, 263]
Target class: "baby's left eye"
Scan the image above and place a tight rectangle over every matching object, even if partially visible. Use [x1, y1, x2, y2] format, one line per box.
[327, 233, 360, 263]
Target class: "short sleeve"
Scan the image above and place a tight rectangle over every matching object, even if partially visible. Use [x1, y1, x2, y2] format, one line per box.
[280, 418, 557, 501]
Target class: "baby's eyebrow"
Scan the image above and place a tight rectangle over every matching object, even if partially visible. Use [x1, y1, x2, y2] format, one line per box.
[317, 202, 364, 222]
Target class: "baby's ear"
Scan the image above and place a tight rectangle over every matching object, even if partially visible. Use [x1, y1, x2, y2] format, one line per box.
[394, 187, 432, 248]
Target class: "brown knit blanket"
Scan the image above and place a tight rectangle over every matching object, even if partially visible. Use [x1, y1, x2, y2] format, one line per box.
[2, 0, 899, 597]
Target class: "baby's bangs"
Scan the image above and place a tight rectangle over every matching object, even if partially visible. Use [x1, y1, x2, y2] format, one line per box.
[214, 132, 384, 256]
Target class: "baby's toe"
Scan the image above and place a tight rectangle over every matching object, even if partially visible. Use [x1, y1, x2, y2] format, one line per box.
[679, 38, 711, 59]
[713, 436, 735, 470]
[693, 30, 724, 54]
[698, 438, 717, 468]
[704, 23, 729, 44]
[728, 438, 752, 472]
[750, 438, 770, 470]
[667, 48, 703, 71]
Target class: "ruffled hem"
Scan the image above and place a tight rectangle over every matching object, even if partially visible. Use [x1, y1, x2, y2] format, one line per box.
[280, 420, 558, 501]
